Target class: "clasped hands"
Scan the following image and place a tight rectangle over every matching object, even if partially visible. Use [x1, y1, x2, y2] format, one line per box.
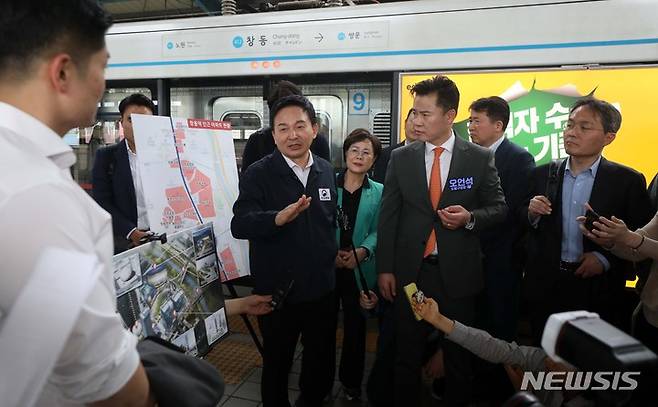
[437, 205, 471, 230]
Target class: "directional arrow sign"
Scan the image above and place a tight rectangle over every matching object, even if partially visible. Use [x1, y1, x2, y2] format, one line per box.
[314, 33, 324, 43]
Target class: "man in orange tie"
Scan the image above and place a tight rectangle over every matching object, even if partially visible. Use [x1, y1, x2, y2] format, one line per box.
[376, 76, 507, 406]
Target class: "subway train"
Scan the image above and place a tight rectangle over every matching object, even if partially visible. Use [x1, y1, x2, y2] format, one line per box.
[69, 0, 658, 188]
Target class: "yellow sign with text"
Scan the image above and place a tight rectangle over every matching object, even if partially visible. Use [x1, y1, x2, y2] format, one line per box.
[399, 68, 658, 180]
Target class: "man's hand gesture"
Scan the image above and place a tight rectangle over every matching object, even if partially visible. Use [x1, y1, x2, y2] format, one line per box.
[275, 195, 312, 226]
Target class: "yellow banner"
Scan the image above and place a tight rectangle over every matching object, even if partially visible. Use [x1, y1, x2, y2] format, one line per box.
[399, 67, 658, 180]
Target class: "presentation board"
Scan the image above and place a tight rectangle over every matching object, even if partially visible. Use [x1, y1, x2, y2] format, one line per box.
[132, 114, 249, 281]
[113, 223, 228, 356]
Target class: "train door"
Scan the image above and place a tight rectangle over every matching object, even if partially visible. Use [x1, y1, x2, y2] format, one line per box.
[301, 81, 391, 169]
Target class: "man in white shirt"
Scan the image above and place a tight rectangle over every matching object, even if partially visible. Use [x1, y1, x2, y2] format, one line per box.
[92, 94, 155, 253]
[0, 1, 153, 405]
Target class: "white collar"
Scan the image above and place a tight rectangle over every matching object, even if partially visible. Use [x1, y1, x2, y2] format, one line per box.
[425, 132, 456, 154]
[125, 139, 136, 156]
[0, 102, 75, 169]
[489, 135, 506, 153]
[282, 151, 313, 170]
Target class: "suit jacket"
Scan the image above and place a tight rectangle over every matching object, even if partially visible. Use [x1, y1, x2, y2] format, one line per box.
[376, 136, 507, 298]
[231, 150, 337, 303]
[480, 138, 536, 252]
[336, 175, 384, 291]
[523, 157, 653, 301]
[372, 141, 404, 184]
[92, 140, 137, 247]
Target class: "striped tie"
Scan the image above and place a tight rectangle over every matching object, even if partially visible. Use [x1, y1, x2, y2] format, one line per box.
[424, 147, 444, 258]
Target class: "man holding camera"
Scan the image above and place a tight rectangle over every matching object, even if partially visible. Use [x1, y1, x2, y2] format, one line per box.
[231, 95, 338, 407]
[523, 97, 652, 343]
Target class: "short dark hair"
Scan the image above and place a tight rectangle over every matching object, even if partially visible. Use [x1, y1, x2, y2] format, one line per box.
[119, 94, 156, 118]
[469, 96, 511, 131]
[0, 0, 112, 78]
[267, 80, 302, 111]
[570, 97, 622, 133]
[405, 108, 414, 121]
[410, 75, 460, 114]
[270, 95, 317, 128]
[343, 128, 382, 161]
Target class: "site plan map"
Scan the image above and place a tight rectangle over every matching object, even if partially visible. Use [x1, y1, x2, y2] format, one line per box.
[114, 223, 228, 356]
[132, 114, 249, 281]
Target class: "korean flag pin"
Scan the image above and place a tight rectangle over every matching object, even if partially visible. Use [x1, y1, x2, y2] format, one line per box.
[319, 188, 331, 201]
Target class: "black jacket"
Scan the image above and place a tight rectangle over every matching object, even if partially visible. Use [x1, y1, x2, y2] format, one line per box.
[523, 157, 653, 301]
[241, 127, 331, 172]
[371, 141, 404, 184]
[231, 150, 338, 303]
[480, 138, 536, 249]
[92, 140, 137, 253]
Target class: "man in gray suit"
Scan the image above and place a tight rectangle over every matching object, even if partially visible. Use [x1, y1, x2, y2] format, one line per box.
[377, 76, 506, 405]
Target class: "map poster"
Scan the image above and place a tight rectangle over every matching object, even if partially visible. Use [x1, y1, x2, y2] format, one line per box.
[114, 223, 229, 356]
[131, 114, 249, 281]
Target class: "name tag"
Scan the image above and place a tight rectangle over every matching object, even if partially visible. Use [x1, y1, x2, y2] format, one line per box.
[319, 188, 331, 201]
[448, 177, 474, 191]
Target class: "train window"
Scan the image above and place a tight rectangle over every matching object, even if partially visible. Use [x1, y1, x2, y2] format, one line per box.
[220, 111, 263, 140]
[315, 111, 331, 143]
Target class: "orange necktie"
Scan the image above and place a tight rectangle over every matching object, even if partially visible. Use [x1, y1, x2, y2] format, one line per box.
[424, 147, 444, 258]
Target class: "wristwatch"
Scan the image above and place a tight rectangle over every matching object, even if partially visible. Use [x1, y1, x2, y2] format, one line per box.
[465, 212, 476, 230]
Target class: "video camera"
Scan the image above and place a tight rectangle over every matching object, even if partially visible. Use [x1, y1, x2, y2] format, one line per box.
[542, 311, 657, 373]
[540, 311, 658, 405]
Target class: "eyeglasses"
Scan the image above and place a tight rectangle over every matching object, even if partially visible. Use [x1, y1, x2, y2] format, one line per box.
[347, 147, 373, 158]
[562, 121, 605, 133]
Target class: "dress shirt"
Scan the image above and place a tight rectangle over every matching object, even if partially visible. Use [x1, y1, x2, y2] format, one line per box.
[489, 134, 506, 154]
[561, 156, 609, 270]
[424, 133, 456, 254]
[424, 132, 455, 191]
[282, 150, 314, 187]
[0, 102, 139, 406]
[126, 141, 150, 237]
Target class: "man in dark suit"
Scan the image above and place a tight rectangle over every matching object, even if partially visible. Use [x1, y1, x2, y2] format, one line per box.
[523, 97, 653, 343]
[241, 80, 330, 172]
[371, 108, 417, 183]
[92, 94, 155, 253]
[231, 95, 338, 407]
[468, 96, 536, 341]
[377, 76, 507, 406]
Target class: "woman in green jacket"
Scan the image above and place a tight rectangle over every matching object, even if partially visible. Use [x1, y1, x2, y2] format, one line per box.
[334, 128, 383, 401]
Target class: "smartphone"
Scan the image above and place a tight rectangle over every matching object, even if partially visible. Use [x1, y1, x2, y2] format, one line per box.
[584, 209, 601, 232]
[403, 282, 423, 321]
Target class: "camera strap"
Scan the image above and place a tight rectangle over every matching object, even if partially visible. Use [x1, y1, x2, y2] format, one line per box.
[545, 159, 565, 204]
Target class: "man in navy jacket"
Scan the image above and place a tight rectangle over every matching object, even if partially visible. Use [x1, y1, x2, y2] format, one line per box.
[231, 95, 337, 407]
[468, 96, 536, 341]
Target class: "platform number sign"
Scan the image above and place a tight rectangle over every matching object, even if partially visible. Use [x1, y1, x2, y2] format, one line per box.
[349, 89, 369, 115]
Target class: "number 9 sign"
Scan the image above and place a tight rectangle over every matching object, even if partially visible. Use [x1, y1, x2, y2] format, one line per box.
[348, 89, 369, 115]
